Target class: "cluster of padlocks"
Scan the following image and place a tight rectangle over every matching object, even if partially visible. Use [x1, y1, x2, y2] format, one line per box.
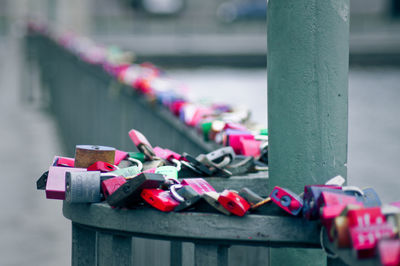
[37, 128, 400, 265]
[27, 22, 268, 160]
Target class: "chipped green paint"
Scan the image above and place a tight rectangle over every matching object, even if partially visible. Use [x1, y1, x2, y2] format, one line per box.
[267, 0, 349, 264]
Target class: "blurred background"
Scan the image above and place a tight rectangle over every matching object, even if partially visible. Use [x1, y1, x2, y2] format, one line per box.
[0, 0, 399, 265]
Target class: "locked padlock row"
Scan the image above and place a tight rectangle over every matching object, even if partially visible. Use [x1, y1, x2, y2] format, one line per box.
[36, 128, 400, 265]
[27, 21, 269, 161]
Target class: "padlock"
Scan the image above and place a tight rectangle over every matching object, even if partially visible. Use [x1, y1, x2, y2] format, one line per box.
[225, 155, 255, 176]
[87, 161, 118, 172]
[196, 154, 231, 178]
[202, 191, 232, 215]
[101, 176, 127, 199]
[178, 160, 204, 178]
[208, 120, 226, 142]
[238, 187, 264, 207]
[222, 129, 254, 155]
[141, 189, 180, 212]
[355, 188, 382, 207]
[36, 171, 48, 190]
[218, 190, 250, 217]
[332, 216, 351, 248]
[187, 106, 214, 127]
[153, 147, 184, 165]
[170, 100, 187, 116]
[180, 178, 216, 195]
[128, 152, 146, 162]
[182, 153, 213, 176]
[239, 138, 262, 158]
[172, 185, 209, 212]
[106, 173, 165, 208]
[114, 150, 128, 165]
[65, 171, 102, 203]
[128, 129, 156, 160]
[200, 121, 213, 141]
[330, 204, 364, 248]
[378, 239, 400, 266]
[349, 223, 395, 259]
[347, 207, 386, 228]
[46, 166, 87, 200]
[303, 185, 342, 220]
[109, 165, 141, 178]
[142, 158, 165, 171]
[258, 144, 268, 165]
[270, 186, 303, 216]
[386, 213, 400, 238]
[318, 191, 362, 240]
[204, 146, 235, 165]
[155, 166, 178, 180]
[53, 156, 75, 167]
[74, 145, 115, 168]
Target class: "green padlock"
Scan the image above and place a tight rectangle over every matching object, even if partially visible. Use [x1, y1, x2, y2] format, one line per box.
[110, 166, 141, 178]
[201, 122, 213, 141]
[155, 166, 178, 180]
[259, 128, 268, 136]
[128, 152, 146, 162]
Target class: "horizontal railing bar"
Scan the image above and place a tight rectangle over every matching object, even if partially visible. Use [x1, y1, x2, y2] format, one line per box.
[64, 202, 321, 248]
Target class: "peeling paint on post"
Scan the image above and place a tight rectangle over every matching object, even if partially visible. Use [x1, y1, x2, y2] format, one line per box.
[267, 0, 349, 264]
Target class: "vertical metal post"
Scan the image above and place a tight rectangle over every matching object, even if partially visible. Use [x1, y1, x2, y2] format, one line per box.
[267, 0, 350, 265]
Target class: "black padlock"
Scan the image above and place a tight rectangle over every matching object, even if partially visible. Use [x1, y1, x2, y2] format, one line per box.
[106, 173, 166, 208]
[182, 153, 213, 176]
[178, 160, 204, 178]
[173, 185, 203, 212]
[226, 155, 255, 176]
[36, 171, 48, 190]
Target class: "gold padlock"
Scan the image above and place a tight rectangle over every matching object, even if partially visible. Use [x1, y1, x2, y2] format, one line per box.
[74, 145, 116, 168]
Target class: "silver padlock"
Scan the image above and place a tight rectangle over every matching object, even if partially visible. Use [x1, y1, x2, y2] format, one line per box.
[65, 171, 102, 203]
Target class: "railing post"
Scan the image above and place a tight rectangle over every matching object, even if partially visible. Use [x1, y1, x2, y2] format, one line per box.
[267, 0, 350, 265]
[170, 241, 183, 266]
[194, 243, 229, 266]
[97, 232, 133, 266]
[72, 223, 96, 266]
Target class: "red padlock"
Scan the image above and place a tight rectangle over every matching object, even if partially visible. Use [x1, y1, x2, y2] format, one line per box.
[379, 239, 400, 266]
[54, 156, 75, 167]
[141, 188, 180, 212]
[319, 191, 362, 221]
[218, 190, 250, 217]
[270, 186, 303, 216]
[347, 207, 386, 228]
[180, 178, 216, 195]
[101, 176, 126, 199]
[350, 223, 395, 259]
[87, 161, 118, 172]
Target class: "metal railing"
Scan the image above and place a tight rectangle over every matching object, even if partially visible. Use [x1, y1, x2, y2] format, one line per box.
[25, 29, 353, 265]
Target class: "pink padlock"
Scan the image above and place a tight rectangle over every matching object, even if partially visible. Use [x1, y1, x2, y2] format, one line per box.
[350, 223, 395, 259]
[379, 239, 400, 266]
[239, 138, 262, 157]
[222, 129, 254, 155]
[270, 186, 303, 216]
[54, 156, 75, 167]
[46, 166, 86, 200]
[181, 178, 216, 195]
[114, 150, 128, 165]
